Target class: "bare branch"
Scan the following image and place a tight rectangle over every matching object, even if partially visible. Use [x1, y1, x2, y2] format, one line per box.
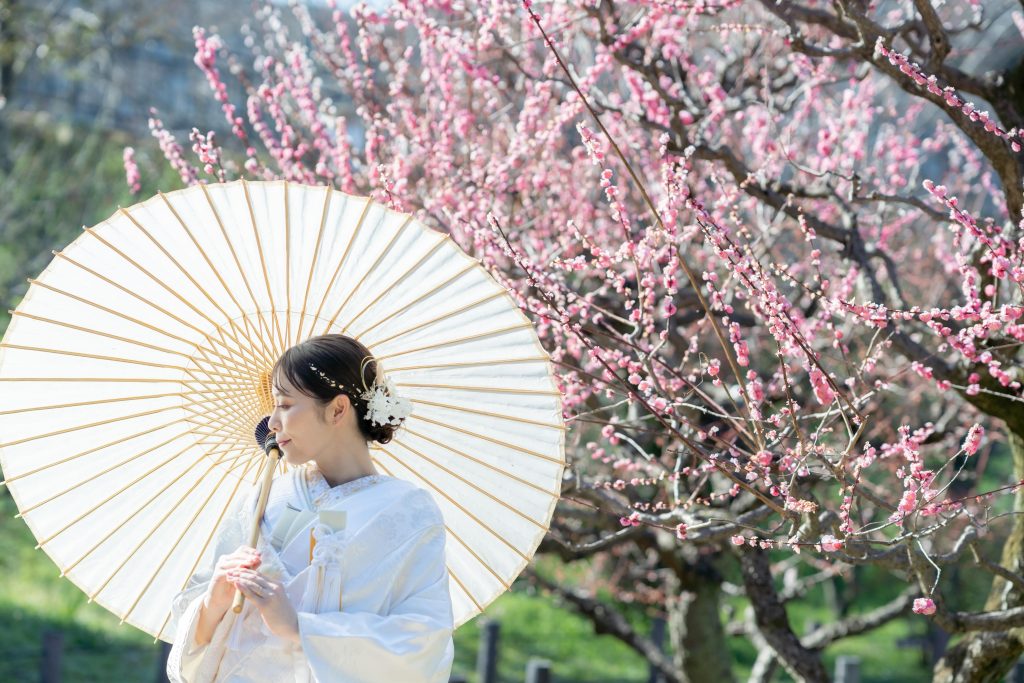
[538, 524, 648, 561]
[852, 190, 948, 222]
[802, 588, 915, 649]
[911, 0, 951, 68]
[524, 566, 682, 683]
[935, 605, 1024, 633]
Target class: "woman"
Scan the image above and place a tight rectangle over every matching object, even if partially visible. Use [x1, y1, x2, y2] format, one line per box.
[166, 334, 455, 682]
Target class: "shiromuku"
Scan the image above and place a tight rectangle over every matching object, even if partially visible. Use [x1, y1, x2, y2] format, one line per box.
[166, 334, 454, 683]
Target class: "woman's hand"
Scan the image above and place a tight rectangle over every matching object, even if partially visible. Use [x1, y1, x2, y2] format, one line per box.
[204, 546, 262, 614]
[227, 567, 300, 645]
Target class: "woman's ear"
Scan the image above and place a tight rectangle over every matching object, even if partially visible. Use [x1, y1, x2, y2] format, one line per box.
[330, 394, 350, 424]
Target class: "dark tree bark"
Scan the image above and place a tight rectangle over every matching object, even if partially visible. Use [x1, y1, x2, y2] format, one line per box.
[739, 548, 830, 682]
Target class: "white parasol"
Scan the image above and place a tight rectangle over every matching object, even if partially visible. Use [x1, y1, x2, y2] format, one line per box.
[0, 180, 566, 641]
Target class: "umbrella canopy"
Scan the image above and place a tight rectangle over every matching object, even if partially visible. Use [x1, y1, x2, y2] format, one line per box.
[0, 180, 566, 641]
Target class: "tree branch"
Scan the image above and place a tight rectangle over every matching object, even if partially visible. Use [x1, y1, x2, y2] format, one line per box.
[802, 588, 915, 649]
[524, 566, 682, 683]
[910, 0, 951, 69]
[737, 548, 831, 682]
[934, 604, 1024, 633]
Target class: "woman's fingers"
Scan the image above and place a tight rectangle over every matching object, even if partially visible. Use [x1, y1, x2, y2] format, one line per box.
[226, 548, 260, 563]
[221, 552, 261, 571]
[228, 570, 273, 590]
[229, 568, 265, 583]
[229, 573, 270, 598]
[216, 561, 256, 577]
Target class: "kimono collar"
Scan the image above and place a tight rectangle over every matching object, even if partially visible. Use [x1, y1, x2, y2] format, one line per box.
[304, 464, 392, 510]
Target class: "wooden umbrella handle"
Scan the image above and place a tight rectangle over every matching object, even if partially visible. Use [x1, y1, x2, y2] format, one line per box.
[231, 451, 281, 614]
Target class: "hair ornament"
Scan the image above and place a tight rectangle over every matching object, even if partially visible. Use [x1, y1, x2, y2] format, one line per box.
[308, 361, 413, 428]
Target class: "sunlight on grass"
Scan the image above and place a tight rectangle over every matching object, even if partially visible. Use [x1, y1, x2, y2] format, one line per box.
[453, 587, 650, 683]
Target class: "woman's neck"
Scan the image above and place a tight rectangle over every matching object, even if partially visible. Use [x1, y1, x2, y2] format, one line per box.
[313, 443, 379, 488]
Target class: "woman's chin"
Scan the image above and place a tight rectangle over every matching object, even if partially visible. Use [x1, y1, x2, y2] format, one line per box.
[282, 449, 300, 464]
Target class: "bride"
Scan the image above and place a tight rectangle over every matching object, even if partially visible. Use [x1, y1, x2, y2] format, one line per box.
[166, 334, 454, 683]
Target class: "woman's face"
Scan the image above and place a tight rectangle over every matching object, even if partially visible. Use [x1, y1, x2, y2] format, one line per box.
[268, 371, 344, 465]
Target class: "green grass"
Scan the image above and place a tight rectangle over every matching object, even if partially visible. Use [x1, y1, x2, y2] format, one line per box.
[720, 606, 929, 683]
[0, 488, 164, 682]
[824, 620, 930, 683]
[452, 585, 650, 683]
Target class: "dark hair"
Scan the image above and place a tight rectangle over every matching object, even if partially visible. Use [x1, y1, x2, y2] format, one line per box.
[271, 334, 403, 445]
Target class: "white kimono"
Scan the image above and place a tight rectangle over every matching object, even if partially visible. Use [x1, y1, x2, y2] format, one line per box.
[165, 465, 455, 683]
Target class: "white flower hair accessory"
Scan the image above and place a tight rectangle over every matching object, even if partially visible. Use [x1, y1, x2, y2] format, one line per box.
[308, 359, 413, 429]
[360, 375, 413, 427]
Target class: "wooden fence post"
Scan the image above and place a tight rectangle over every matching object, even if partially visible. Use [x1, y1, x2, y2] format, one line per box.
[647, 615, 666, 683]
[40, 629, 64, 683]
[525, 657, 551, 683]
[834, 655, 860, 683]
[1008, 658, 1024, 683]
[476, 619, 500, 683]
[155, 640, 171, 683]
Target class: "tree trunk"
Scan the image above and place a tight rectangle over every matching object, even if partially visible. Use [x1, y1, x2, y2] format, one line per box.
[665, 567, 735, 683]
[739, 548, 830, 682]
[933, 431, 1024, 682]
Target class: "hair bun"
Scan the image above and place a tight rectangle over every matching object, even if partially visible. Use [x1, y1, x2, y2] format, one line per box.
[365, 419, 401, 445]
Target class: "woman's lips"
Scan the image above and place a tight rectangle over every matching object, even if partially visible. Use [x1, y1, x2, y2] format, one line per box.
[278, 438, 291, 448]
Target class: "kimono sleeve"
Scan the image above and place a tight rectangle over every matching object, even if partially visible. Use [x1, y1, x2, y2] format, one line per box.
[166, 487, 254, 683]
[296, 522, 455, 683]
